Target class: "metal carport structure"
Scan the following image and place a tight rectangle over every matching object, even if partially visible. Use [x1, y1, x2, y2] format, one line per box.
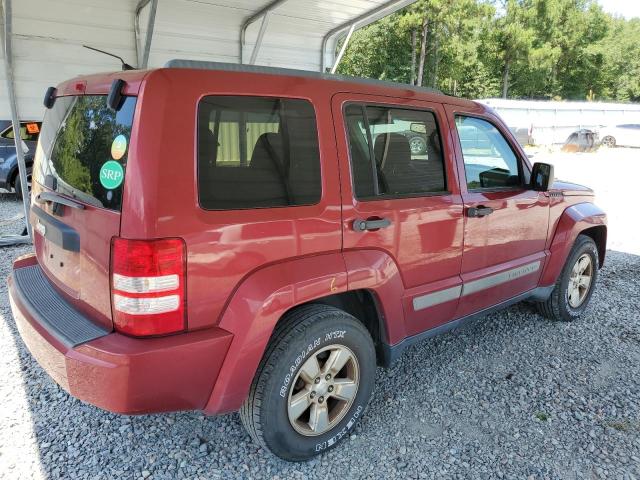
[1, 0, 415, 244]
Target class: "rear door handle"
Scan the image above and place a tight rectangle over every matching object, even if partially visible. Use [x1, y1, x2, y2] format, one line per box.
[353, 218, 392, 232]
[467, 206, 494, 218]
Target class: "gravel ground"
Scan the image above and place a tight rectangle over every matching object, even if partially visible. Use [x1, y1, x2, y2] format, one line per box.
[1, 154, 640, 479]
[0, 192, 27, 237]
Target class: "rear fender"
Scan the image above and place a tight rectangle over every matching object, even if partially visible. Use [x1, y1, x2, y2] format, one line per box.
[203, 252, 348, 414]
[539, 202, 607, 287]
[204, 249, 409, 414]
[341, 249, 406, 345]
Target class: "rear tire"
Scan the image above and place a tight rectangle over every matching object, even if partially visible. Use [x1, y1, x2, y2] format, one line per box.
[240, 304, 376, 461]
[537, 234, 599, 322]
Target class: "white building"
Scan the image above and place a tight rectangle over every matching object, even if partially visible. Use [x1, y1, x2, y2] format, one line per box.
[479, 98, 640, 146]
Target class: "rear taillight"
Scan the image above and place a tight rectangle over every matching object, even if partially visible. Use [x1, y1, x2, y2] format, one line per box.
[111, 238, 186, 336]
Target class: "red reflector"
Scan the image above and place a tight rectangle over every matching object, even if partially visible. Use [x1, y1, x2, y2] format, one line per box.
[111, 238, 186, 336]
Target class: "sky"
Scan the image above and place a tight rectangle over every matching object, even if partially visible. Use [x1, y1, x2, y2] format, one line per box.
[598, 0, 640, 19]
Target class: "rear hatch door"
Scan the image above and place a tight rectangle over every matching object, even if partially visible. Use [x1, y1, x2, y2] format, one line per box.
[31, 89, 138, 331]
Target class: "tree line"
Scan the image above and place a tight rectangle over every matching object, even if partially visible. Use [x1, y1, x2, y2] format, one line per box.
[336, 0, 640, 102]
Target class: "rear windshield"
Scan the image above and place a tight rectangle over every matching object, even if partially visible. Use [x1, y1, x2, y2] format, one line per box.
[34, 95, 137, 211]
[197, 96, 322, 210]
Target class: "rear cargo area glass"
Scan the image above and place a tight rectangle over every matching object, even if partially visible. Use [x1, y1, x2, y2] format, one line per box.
[34, 95, 136, 211]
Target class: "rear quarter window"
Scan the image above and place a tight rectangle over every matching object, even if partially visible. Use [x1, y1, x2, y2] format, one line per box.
[197, 96, 322, 210]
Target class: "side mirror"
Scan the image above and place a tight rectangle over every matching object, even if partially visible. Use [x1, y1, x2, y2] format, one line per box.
[531, 162, 554, 192]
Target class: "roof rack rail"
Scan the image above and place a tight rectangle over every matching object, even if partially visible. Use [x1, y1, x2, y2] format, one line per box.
[164, 59, 443, 96]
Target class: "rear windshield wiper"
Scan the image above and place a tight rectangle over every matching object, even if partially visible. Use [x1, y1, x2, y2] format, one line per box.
[35, 191, 85, 210]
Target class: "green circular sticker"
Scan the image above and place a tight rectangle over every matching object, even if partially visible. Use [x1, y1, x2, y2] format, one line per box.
[99, 160, 124, 189]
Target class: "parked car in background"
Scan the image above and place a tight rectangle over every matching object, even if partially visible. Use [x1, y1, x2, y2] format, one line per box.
[401, 129, 428, 155]
[8, 63, 607, 461]
[562, 129, 598, 153]
[0, 120, 41, 198]
[599, 124, 640, 148]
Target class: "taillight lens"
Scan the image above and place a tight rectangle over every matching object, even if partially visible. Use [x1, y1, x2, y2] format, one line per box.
[111, 238, 186, 336]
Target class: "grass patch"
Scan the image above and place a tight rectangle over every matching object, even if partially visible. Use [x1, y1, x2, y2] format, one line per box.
[535, 412, 550, 422]
[608, 420, 632, 432]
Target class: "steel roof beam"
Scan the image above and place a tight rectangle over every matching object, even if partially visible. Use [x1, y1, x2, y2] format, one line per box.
[330, 23, 355, 74]
[134, 0, 158, 68]
[239, 0, 289, 64]
[1, 0, 32, 243]
[321, 0, 415, 72]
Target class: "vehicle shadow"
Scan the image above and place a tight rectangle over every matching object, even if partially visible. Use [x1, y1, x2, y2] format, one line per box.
[1, 248, 639, 479]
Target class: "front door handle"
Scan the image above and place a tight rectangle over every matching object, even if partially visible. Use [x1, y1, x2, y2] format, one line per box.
[467, 206, 494, 218]
[353, 218, 392, 232]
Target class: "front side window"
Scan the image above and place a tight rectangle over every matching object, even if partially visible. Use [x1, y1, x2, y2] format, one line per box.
[455, 116, 521, 190]
[344, 104, 447, 200]
[197, 96, 321, 210]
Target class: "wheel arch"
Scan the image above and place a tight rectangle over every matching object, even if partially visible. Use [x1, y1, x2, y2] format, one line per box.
[540, 202, 607, 286]
[300, 288, 388, 366]
[580, 225, 607, 268]
[8, 156, 33, 188]
[203, 249, 405, 415]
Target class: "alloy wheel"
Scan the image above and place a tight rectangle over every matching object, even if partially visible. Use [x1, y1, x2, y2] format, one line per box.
[409, 137, 425, 155]
[602, 136, 616, 148]
[287, 344, 359, 436]
[568, 253, 593, 308]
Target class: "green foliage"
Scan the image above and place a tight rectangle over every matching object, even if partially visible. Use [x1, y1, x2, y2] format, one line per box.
[336, 0, 640, 102]
[535, 411, 550, 422]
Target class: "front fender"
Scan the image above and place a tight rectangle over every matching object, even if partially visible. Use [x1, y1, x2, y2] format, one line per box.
[203, 252, 348, 415]
[539, 202, 607, 287]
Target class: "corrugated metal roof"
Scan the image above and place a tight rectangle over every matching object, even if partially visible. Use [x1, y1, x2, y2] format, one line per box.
[1, 0, 416, 119]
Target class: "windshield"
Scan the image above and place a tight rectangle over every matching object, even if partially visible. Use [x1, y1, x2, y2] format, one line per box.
[34, 95, 137, 211]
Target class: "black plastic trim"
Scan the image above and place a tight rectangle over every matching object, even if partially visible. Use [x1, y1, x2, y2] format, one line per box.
[107, 79, 126, 111]
[380, 286, 554, 366]
[32, 205, 80, 252]
[11, 265, 110, 348]
[43, 86, 57, 109]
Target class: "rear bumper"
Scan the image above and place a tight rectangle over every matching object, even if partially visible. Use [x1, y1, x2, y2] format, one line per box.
[8, 257, 233, 414]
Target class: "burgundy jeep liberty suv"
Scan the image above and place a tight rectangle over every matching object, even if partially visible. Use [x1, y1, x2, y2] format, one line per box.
[8, 61, 606, 461]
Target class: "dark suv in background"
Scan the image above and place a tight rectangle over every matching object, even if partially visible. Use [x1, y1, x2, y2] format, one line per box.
[0, 120, 41, 198]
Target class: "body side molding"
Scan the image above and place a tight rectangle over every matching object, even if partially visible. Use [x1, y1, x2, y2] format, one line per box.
[383, 285, 554, 366]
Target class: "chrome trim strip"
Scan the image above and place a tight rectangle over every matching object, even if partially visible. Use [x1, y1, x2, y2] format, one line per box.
[462, 261, 541, 296]
[413, 285, 462, 312]
[412, 260, 542, 311]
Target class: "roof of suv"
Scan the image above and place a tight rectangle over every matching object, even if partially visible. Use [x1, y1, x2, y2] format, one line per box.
[164, 60, 478, 108]
[55, 60, 480, 110]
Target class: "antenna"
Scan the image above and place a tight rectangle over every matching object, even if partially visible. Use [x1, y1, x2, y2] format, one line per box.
[83, 45, 135, 71]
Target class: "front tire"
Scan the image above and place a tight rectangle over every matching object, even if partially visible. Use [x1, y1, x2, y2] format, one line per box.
[240, 304, 376, 461]
[537, 234, 599, 321]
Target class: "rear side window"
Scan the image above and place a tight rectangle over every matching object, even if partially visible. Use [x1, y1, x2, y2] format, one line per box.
[197, 96, 322, 210]
[344, 104, 447, 200]
[35, 95, 137, 211]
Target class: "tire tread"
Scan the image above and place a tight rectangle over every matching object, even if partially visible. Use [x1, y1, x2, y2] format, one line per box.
[239, 304, 368, 451]
[537, 234, 598, 321]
